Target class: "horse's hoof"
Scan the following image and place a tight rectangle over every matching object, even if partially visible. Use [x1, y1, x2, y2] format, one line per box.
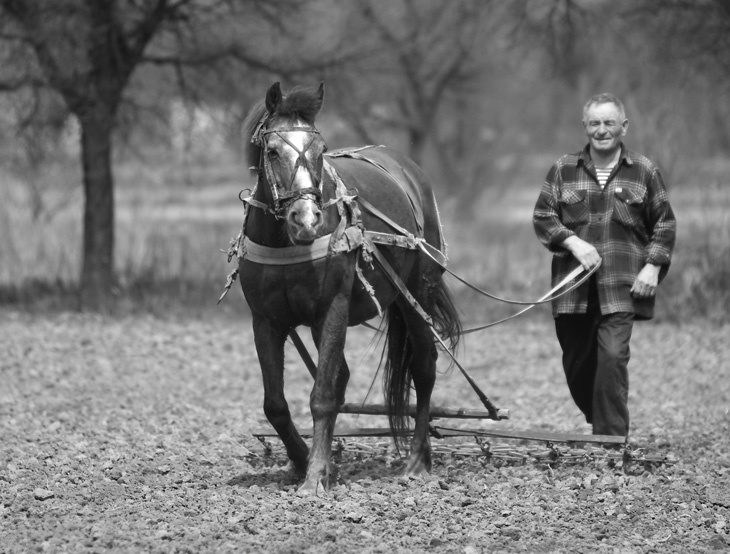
[403, 460, 431, 477]
[297, 477, 327, 497]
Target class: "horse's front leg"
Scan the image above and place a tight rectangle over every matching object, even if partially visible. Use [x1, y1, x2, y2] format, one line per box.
[253, 314, 309, 475]
[299, 299, 351, 493]
[310, 326, 351, 410]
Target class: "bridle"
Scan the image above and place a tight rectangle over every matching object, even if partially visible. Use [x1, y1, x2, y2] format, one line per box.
[250, 113, 327, 218]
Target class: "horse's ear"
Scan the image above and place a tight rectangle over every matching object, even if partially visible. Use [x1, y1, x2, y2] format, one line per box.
[315, 81, 325, 113]
[266, 82, 282, 114]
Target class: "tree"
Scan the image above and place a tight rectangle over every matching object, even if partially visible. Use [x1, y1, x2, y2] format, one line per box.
[501, 0, 730, 164]
[627, 0, 730, 153]
[0, 0, 294, 310]
[320, 1, 500, 161]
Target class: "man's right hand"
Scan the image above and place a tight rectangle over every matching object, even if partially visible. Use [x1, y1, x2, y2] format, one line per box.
[560, 236, 601, 271]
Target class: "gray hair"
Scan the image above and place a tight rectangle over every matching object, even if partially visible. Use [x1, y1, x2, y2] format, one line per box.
[583, 93, 626, 122]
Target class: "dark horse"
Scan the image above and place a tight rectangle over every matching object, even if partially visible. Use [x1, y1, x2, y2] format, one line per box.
[237, 82, 461, 492]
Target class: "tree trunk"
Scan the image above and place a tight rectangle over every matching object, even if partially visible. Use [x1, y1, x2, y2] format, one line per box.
[78, 108, 115, 312]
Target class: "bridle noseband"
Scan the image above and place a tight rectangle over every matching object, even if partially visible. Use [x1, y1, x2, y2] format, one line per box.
[251, 114, 327, 218]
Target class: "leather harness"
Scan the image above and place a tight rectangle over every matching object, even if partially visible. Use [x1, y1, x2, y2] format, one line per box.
[218, 127, 597, 420]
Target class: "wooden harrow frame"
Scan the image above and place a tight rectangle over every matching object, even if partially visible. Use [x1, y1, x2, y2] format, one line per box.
[247, 294, 680, 467]
[250, 400, 677, 467]
[244, 250, 661, 461]
[245, 259, 677, 466]
[251, 329, 631, 453]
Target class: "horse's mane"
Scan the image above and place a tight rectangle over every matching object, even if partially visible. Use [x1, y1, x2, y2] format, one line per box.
[242, 103, 267, 170]
[242, 85, 323, 169]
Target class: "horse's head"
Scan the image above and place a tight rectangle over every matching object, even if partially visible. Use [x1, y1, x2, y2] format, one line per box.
[249, 82, 328, 245]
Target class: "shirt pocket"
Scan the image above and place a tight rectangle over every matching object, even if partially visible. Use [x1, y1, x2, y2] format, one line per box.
[559, 188, 589, 227]
[612, 187, 645, 228]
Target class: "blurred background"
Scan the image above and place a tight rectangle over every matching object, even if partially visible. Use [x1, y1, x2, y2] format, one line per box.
[0, 0, 728, 323]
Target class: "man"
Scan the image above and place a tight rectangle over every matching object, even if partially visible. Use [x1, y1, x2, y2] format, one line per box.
[533, 93, 676, 437]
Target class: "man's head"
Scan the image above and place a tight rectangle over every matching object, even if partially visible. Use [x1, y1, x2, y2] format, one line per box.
[582, 93, 628, 158]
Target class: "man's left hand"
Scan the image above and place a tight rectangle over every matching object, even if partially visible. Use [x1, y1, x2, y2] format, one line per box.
[631, 264, 662, 298]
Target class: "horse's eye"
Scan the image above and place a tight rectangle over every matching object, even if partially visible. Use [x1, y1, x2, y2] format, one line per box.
[267, 150, 279, 161]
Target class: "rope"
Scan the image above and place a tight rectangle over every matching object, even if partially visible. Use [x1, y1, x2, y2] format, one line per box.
[354, 195, 601, 333]
[447, 261, 601, 335]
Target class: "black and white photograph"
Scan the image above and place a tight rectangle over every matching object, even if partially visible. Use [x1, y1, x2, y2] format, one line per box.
[1, 1, 728, 552]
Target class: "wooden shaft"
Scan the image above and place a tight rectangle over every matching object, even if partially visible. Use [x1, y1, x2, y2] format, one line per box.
[288, 329, 318, 379]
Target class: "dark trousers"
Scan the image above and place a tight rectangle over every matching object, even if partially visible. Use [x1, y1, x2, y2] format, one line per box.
[554, 279, 634, 436]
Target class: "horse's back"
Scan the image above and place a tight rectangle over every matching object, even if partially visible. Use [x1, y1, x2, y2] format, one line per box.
[325, 146, 443, 249]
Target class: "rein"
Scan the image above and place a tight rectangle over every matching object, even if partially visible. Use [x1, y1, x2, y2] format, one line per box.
[353, 194, 600, 329]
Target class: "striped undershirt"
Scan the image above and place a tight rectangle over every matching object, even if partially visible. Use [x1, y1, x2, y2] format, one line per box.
[595, 166, 613, 188]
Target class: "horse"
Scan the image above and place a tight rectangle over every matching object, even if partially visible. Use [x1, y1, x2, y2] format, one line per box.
[237, 82, 461, 493]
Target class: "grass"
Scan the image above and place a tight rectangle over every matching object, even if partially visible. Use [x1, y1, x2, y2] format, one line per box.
[1, 154, 729, 324]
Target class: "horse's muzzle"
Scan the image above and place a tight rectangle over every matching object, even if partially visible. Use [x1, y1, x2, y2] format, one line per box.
[286, 196, 324, 244]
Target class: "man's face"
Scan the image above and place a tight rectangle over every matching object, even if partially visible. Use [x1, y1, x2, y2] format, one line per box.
[583, 102, 628, 157]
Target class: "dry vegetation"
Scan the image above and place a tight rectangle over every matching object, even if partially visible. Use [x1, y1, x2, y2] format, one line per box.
[1, 312, 729, 553]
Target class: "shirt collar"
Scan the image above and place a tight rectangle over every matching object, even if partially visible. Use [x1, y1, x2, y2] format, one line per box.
[577, 144, 634, 167]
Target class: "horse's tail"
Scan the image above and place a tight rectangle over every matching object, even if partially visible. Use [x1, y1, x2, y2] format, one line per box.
[383, 277, 462, 451]
[430, 279, 462, 354]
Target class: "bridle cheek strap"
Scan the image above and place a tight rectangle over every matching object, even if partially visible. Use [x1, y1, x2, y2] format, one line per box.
[261, 128, 325, 216]
[261, 127, 322, 203]
[260, 148, 320, 217]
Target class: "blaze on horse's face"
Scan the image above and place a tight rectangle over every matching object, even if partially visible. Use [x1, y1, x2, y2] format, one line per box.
[264, 82, 327, 245]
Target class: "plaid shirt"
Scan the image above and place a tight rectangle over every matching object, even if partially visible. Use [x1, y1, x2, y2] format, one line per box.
[533, 144, 676, 319]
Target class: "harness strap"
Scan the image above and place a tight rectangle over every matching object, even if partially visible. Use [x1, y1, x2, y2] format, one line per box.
[241, 227, 365, 265]
[356, 196, 447, 267]
[242, 196, 275, 215]
[367, 238, 433, 326]
[355, 261, 383, 318]
[366, 238, 503, 420]
[365, 230, 422, 250]
[239, 228, 384, 317]
[239, 227, 426, 266]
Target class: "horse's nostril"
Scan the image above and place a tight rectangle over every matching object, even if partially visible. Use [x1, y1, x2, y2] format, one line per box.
[288, 200, 323, 230]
